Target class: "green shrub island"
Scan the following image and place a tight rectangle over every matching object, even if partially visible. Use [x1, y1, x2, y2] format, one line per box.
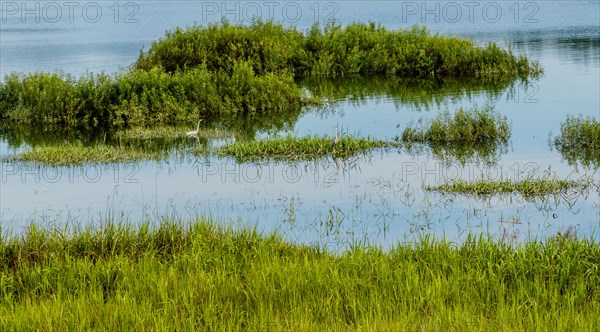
[0, 21, 542, 128]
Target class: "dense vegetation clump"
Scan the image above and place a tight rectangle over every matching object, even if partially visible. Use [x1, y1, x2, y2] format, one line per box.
[401, 106, 510, 144]
[0, 65, 310, 128]
[136, 21, 542, 80]
[0, 21, 542, 129]
[554, 115, 600, 167]
[399, 106, 511, 165]
[0, 219, 598, 330]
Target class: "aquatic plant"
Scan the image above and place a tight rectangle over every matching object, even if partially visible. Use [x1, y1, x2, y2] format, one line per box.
[6, 143, 168, 165]
[0, 65, 312, 128]
[136, 20, 543, 80]
[0, 219, 598, 330]
[554, 115, 600, 167]
[401, 106, 510, 145]
[425, 176, 595, 199]
[1, 20, 542, 129]
[404, 140, 509, 166]
[217, 135, 393, 162]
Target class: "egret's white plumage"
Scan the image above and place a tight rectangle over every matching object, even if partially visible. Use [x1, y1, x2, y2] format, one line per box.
[331, 125, 339, 147]
[186, 120, 203, 137]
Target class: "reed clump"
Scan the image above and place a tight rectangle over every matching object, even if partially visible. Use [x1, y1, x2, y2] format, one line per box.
[554, 115, 600, 167]
[401, 106, 510, 145]
[7, 143, 166, 165]
[0, 219, 598, 330]
[425, 176, 594, 199]
[216, 135, 392, 162]
[136, 20, 542, 80]
[0, 65, 311, 128]
[1, 21, 542, 129]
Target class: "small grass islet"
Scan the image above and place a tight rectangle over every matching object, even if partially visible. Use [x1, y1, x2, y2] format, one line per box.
[399, 106, 511, 164]
[217, 135, 394, 162]
[8, 144, 165, 166]
[401, 105, 511, 144]
[0, 219, 598, 330]
[425, 176, 595, 199]
[554, 115, 600, 167]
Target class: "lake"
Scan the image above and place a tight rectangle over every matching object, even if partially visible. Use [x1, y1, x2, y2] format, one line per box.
[1, 1, 599, 250]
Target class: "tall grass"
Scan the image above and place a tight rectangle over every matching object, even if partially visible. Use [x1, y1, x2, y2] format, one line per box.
[400, 106, 510, 165]
[554, 115, 600, 167]
[136, 20, 543, 80]
[0, 65, 311, 127]
[401, 106, 510, 144]
[217, 135, 393, 162]
[0, 219, 598, 330]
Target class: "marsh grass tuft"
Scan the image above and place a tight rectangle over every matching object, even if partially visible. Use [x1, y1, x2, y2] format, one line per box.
[216, 135, 394, 162]
[425, 176, 595, 199]
[7, 143, 166, 165]
[400, 106, 510, 165]
[554, 115, 600, 167]
[401, 106, 510, 144]
[0, 218, 598, 330]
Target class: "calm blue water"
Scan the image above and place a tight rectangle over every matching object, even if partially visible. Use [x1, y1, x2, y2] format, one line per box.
[1, 1, 599, 248]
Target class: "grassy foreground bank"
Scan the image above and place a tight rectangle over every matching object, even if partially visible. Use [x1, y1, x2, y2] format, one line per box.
[0, 219, 598, 330]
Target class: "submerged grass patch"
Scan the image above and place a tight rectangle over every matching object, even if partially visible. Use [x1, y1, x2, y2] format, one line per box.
[425, 176, 595, 199]
[216, 135, 393, 161]
[0, 219, 598, 330]
[554, 115, 600, 167]
[6, 143, 166, 165]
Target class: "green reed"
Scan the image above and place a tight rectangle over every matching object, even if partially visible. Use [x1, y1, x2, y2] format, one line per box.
[401, 106, 510, 145]
[425, 176, 595, 199]
[0, 65, 312, 127]
[136, 20, 542, 80]
[554, 115, 600, 167]
[6, 143, 166, 165]
[216, 135, 393, 162]
[0, 218, 597, 330]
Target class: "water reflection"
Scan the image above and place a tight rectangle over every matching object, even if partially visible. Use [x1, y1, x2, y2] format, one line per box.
[299, 76, 513, 111]
[402, 141, 509, 166]
[511, 33, 600, 68]
[552, 140, 600, 170]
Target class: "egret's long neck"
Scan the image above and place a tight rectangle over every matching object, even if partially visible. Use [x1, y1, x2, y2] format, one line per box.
[335, 126, 338, 139]
[197, 120, 201, 131]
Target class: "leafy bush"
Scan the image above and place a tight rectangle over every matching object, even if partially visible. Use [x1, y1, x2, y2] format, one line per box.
[136, 21, 543, 80]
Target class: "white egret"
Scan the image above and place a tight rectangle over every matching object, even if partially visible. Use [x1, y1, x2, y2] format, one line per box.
[186, 119, 203, 137]
[331, 124, 339, 148]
